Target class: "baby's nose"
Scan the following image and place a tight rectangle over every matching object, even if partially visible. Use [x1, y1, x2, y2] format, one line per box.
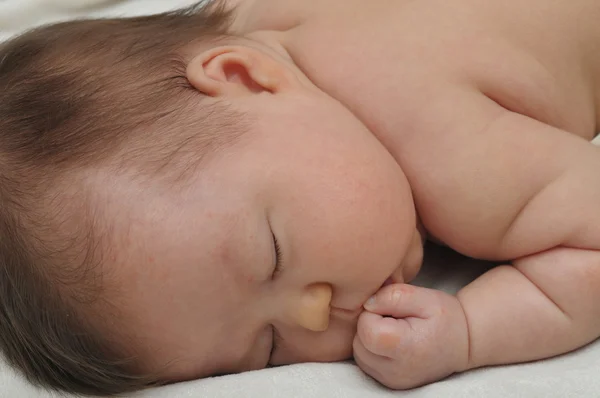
[292, 283, 332, 332]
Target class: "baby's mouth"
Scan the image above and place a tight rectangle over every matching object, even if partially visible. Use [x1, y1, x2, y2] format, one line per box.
[382, 277, 395, 288]
[330, 305, 362, 320]
[382, 262, 406, 288]
[334, 270, 406, 320]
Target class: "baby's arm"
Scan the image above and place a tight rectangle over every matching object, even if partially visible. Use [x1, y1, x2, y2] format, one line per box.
[460, 248, 600, 369]
[455, 120, 600, 368]
[444, 108, 600, 369]
[355, 93, 600, 388]
[355, 247, 600, 389]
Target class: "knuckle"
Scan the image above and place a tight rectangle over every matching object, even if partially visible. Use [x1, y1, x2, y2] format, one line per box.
[384, 283, 417, 303]
[431, 293, 450, 317]
[388, 284, 406, 306]
[371, 326, 402, 355]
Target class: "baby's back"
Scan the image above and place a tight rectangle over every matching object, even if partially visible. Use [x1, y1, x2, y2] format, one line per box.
[265, 0, 599, 141]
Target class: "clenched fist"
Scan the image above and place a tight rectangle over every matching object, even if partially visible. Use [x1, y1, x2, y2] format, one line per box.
[353, 283, 471, 389]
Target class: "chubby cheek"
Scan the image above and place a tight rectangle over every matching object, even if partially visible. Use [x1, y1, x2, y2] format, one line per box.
[270, 318, 357, 365]
[314, 172, 415, 290]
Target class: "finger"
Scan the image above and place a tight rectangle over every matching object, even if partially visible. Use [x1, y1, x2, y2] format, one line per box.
[356, 311, 412, 358]
[352, 334, 390, 380]
[354, 334, 412, 390]
[363, 283, 439, 318]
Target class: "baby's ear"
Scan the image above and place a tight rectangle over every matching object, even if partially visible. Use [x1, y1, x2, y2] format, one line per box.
[186, 45, 298, 97]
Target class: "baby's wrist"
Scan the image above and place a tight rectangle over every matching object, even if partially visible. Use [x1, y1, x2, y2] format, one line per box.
[454, 295, 476, 373]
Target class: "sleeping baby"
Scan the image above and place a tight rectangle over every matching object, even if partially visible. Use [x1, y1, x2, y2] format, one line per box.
[0, 0, 599, 395]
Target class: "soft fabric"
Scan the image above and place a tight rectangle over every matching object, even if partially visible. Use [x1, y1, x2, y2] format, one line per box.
[1, 2, 600, 397]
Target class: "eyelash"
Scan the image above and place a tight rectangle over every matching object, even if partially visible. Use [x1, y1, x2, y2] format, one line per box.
[272, 233, 283, 279]
[269, 231, 283, 361]
[270, 325, 283, 360]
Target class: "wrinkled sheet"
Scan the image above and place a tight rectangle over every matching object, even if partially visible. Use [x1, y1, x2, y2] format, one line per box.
[1, 2, 600, 397]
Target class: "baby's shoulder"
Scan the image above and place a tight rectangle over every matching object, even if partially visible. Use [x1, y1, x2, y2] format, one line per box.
[409, 85, 600, 262]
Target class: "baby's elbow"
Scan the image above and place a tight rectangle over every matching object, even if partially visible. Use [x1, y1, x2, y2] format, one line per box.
[515, 247, 600, 324]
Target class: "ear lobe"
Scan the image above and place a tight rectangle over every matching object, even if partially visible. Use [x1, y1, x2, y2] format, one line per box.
[186, 46, 295, 97]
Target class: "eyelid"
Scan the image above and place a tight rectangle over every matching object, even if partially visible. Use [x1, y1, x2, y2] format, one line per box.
[271, 232, 283, 279]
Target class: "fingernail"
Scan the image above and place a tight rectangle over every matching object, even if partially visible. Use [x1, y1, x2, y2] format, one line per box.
[364, 295, 377, 310]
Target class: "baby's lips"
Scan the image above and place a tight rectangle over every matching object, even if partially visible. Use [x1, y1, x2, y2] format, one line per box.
[382, 277, 394, 287]
[382, 264, 405, 288]
[393, 265, 406, 284]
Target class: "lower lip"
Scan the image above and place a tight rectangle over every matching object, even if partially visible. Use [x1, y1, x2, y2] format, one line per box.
[331, 306, 362, 319]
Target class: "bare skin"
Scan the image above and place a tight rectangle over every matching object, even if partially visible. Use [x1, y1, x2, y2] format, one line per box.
[98, 0, 600, 390]
[225, 0, 600, 388]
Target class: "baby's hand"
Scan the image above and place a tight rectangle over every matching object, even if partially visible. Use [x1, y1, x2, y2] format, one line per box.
[353, 284, 470, 389]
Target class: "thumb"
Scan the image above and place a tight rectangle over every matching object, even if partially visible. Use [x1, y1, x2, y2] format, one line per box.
[363, 283, 438, 319]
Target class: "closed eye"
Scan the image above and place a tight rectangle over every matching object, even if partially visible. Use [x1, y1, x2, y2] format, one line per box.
[271, 232, 283, 279]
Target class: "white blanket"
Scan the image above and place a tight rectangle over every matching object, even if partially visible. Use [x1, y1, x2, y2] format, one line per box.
[1, 2, 600, 397]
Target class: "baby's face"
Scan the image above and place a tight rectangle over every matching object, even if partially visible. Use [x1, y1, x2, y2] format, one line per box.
[99, 87, 419, 382]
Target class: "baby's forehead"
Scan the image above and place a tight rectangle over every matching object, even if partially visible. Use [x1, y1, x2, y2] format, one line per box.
[91, 164, 252, 271]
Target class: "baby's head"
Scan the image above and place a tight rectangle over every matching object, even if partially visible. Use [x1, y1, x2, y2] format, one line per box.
[0, 1, 419, 395]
